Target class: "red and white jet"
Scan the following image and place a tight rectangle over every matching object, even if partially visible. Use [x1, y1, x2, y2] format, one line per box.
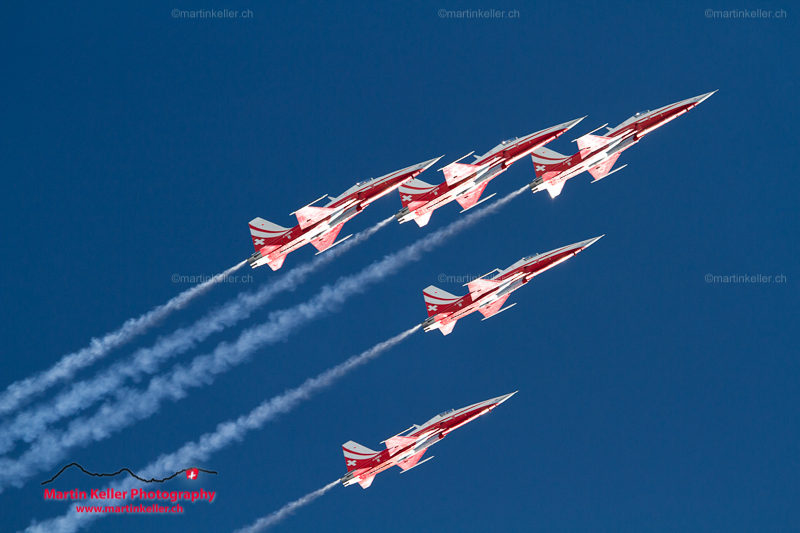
[247, 157, 441, 270]
[530, 91, 716, 198]
[421, 236, 602, 335]
[341, 392, 516, 489]
[394, 118, 585, 227]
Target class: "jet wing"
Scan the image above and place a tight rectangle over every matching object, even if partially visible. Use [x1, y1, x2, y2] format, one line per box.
[587, 153, 621, 181]
[576, 134, 613, 155]
[384, 435, 416, 451]
[310, 223, 345, 252]
[466, 277, 500, 299]
[455, 182, 491, 211]
[477, 295, 510, 319]
[295, 205, 336, 230]
[441, 162, 483, 187]
[396, 449, 428, 471]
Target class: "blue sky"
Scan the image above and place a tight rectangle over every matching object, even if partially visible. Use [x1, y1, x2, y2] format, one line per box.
[1, 1, 798, 531]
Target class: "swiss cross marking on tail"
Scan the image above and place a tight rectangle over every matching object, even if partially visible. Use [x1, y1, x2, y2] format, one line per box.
[254, 238, 265, 245]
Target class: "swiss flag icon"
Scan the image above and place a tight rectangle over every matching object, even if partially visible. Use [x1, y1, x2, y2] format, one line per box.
[186, 468, 199, 480]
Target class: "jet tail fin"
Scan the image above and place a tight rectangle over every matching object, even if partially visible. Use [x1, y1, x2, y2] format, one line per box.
[249, 217, 290, 253]
[530, 147, 570, 181]
[342, 441, 380, 473]
[423, 285, 460, 317]
[399, 178, 436, 208]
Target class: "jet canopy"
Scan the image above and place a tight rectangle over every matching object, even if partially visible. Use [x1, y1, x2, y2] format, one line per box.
[437, 408, 455, 417]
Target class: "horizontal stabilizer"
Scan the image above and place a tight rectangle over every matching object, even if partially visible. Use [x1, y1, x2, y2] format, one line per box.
[439, 322, 456, 336]
[358, 475, 375, 489]
[423, 285, 460, 316]
[545, 180, 566, 198]
[266, 254, 287, 271]
[413, 212, 432, 227]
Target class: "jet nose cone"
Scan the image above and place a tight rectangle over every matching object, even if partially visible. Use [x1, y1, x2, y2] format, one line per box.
[691, 90, 718, 104]
[569, 235, 604, 251]
[581, 234, 605, 248]
[420, 155, 445, 169]
[562, 116, 587, 131]
[494, 391, 518, 405]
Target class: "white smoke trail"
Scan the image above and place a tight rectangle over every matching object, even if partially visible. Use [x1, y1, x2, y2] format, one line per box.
[234, 481, 340, 533]
[3, 187, 524, 493]
[0, 217, 392, 456]
[23, 327, 417, 533]
[0, 261, 246, 417]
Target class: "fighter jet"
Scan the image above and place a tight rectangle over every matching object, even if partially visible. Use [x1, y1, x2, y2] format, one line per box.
[530, 91, 716, 198]
[394, 118, 585, 227]
[247, 157, 441, 270]
[421, 236, 602, 335]
[341, 392, 516, 489]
